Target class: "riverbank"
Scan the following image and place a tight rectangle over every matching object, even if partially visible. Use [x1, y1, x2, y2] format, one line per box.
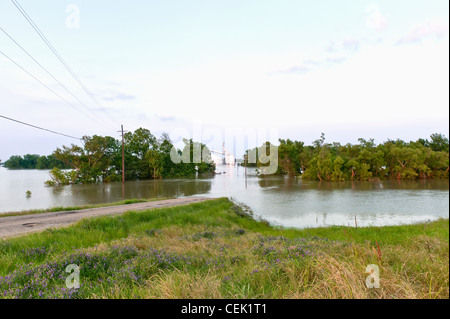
[0, 198, 448, 299]
[2, 167, 448, 228]
[0, 197, 173, 218]
[0, 197, 213, 238]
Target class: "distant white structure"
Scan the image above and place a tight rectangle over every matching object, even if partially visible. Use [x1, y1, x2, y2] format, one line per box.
[210, 143, 235, 166]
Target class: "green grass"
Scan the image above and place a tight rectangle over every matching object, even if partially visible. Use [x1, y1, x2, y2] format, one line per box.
[0, 197, 173, 218]
[0, 198, 448, 299]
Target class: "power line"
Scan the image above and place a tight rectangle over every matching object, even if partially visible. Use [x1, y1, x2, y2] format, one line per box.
[11, 0, 119, 128]
[0, 114, 81, 140]
[0, 49, 113, 129]
[0, 26, 116, 131]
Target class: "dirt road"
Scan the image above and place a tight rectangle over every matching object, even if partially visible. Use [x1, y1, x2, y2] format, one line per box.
[0, 197, 215, 238]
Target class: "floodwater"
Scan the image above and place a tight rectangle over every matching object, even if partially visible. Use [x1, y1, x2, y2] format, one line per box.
[0, 165, 448, 229]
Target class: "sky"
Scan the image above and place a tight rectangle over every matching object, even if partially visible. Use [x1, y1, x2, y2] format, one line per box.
[0, 0, 449, 161]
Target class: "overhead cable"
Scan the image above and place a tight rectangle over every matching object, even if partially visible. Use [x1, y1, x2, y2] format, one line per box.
[0, 26, 116, 131]
[0, 49, 112, 129]
[0, 114, 81, 140]
[11, 0, 119, 128]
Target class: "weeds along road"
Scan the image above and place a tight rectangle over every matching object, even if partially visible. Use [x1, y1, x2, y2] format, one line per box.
[0, 197, 216, 238]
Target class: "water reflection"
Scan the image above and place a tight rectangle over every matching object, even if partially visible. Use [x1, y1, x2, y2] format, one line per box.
[255, 176, 444, 193]
[0, 166, 448, 229]
[50, 178, 213, 207]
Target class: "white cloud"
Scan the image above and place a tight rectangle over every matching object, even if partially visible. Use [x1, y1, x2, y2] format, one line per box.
[366, 4, 388, 31]
[105, 34, 448, 138]
[397, 18, 449, 44]
[342, 38, 361, 52]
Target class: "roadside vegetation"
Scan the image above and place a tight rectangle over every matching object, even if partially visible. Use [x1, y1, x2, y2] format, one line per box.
[0, 198, 447, 299]
[0, 197, 171, 218]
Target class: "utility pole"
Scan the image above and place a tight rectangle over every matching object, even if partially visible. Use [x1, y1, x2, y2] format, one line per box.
[222, 142, 225, 165]
[244, 154, 247, 188]
[118, 125, 128, 184]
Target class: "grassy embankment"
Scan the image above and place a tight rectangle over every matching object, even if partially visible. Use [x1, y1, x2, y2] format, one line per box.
[0, 197, 172, 218]
[0, 198, 448, 299]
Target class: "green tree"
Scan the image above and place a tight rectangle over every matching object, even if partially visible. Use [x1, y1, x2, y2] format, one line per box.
[158, 133, 179, 178]
[36, 156, 50, 169]
[391, 146, 421, 179]
[341, 143, 361, 180]
[22, 154, 40, 168]
[45, 167, 78, 186]
[304, 145, 333, 181]
[278, 139, 303, 176]
[124, 128, 158, 180]
[412, 142, 448, 178]
[146, 149, 164, 179]
[428, 133, 449, 153]
[52, 135, 121, 184]
[4, 155, 24, 169]
[330, 156, 346, 181]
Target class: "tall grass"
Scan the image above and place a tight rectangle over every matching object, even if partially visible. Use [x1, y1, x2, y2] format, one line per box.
[0, 198, 448, 299]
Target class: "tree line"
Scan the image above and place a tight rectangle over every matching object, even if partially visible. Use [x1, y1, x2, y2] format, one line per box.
[245, 133, 449, 181]
[3, 128, 215, 186]
[5, 130, 448, 184]
[45, 128, 215, 186]
[3, 154, 70, 170]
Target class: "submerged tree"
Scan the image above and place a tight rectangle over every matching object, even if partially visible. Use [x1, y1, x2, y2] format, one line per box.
[50, 135, 120, 184]
[44, 128, 215, 186]
[244, 133, 449, 181]
[124, 128, 158, 180]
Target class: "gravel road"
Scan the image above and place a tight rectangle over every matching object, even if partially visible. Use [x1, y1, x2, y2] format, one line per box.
[0, 197, 215, 238]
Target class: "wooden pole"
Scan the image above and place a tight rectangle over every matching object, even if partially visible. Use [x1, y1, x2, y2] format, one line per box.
[121, 125, 125, 183]
[118, 125, 127, 184]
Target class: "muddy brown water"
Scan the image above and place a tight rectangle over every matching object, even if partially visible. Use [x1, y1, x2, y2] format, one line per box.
[1, 165, 448, 229]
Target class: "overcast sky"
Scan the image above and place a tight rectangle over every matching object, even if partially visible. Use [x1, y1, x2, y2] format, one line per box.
[1, 0, 449, 161]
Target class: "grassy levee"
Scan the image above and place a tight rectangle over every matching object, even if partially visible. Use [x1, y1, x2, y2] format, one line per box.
[0, 197, 173, 218]
[0, 198, 448, 299]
